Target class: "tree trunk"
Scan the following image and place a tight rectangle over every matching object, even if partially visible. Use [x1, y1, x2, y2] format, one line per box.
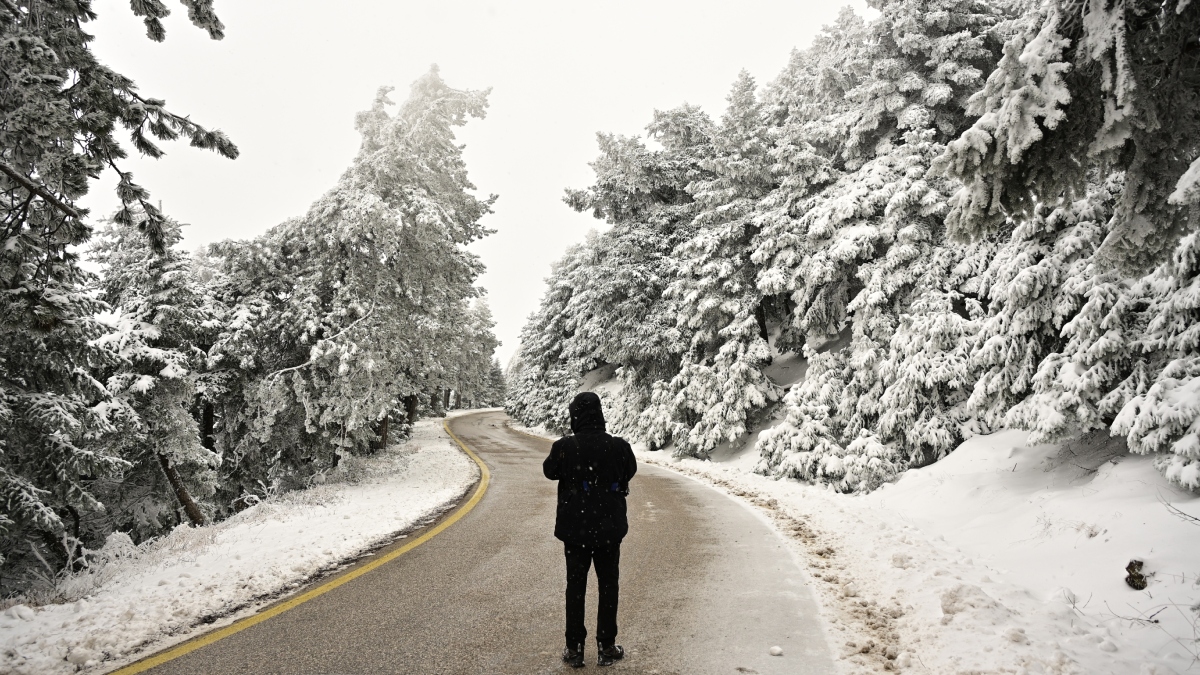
[454, 389, 462, 409]
[755, 302, 770, 343]
[200, 401, 215, 451]
[755, 302, 773, 365]
[157, 454, 207, 526]
[443, 388, 452, 410]
[379, 412, 389, 448]
[404, 395, 419, 425]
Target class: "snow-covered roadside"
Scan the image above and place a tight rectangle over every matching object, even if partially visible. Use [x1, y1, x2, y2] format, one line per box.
[0, 418, 478, 675]
[509, 419, 1199, 674]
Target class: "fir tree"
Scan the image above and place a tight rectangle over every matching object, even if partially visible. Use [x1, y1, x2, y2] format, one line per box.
[210, 68, 496, 502]
[664, 72, 779, 457]
[90, 214, 219, 536]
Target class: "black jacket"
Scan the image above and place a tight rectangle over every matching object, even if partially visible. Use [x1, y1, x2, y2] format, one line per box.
[543, 393, 637, 548]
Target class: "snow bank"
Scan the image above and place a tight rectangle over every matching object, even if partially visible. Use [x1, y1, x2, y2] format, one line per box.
[633, 429, 1199, 675]
[0, 419, 477, 675]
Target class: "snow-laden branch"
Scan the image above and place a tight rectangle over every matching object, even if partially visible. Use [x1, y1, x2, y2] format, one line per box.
[264, 306, 376, 379]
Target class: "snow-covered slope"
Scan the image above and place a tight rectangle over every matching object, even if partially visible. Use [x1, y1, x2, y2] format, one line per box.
[0, 419, 478, 675]
[642, 431, 1200, 675]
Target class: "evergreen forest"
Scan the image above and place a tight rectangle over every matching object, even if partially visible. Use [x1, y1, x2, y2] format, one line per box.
[508, 0, 1200, 495]
[0, 3, 503, 592]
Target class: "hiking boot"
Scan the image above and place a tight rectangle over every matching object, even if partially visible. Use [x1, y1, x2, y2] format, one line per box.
[562, 643, 585, 668]
[597, 642, 624, 667]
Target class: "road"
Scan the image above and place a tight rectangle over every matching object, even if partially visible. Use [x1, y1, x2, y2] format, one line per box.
[137, 411, 834, 674]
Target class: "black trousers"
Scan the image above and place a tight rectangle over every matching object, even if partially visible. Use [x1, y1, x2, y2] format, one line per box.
[563, 542, 621, 647]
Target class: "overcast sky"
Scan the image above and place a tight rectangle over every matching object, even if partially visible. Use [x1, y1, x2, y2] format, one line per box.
[80, 0, 870, 365]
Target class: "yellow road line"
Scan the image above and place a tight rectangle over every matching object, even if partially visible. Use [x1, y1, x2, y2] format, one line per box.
[108, 418, 491, 675]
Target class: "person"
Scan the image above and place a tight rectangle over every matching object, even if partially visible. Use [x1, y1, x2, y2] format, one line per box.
[543, 392, 637, 668]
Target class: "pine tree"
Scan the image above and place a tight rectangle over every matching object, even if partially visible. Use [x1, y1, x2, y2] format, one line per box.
[1112, 232, 1200, 488]
[551, 104, 716, 443]
[450, 300, 502, 409]
[209, 68, 496, 502]
[506, 237, 601, 432]
[664, 72, 779, 457]
[0, 1, 237, 254]
[89, 214, 219, 537]
[0, 253, 123, 580]
[933, 0, 1200, 489]
[754, 0, 1017, 483]
[753, 10, 866, 352]
[476, 358, 507, 408]
[510, 0, 1199, 495]
[968, 177, 1123, 436]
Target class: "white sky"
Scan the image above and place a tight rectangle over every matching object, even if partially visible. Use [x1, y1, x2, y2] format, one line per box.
[80, 0, 870, 365]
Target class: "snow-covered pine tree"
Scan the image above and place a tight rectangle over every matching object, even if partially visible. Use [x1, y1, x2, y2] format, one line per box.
[968, 176, 1124, 436]
[89, 214, 219, 538]
[0, 1, 236, 255]
[0, 246, 122, 584]
[935, 0, 1200, 488]
[558, 104, 716, 446]
[450, 300, 502, 410]
[663, 72, 779, 457]
[875, 280, 986, 463]
[1114, 232, 1200, 488]
[209, 68, 496, 502]
[506, 237, 601, 432]
[756, 342, 909, 492]
[474, 358, 507, 408]
[753, 9, 866, 353]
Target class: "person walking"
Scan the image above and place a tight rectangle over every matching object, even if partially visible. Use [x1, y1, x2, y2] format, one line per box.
[543, 392, 637, 668]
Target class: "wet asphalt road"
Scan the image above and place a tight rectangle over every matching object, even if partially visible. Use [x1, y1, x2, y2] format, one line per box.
[140, 411, 834, 675]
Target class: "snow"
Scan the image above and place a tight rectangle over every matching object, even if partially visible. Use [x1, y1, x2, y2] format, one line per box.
[579, 363, 622, 398]
[625, 427, 1200, 674]
[0, 419, 477, 675]
[515, 378, 1200, 673]
[1170, 156, 1200, 205]
[763, 350, 808, 387]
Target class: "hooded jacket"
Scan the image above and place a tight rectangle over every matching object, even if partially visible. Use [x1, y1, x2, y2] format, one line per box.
[542, 392, 637, 548]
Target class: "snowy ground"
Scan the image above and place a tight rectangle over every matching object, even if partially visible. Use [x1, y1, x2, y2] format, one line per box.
[512, 419, 1200, 675]
[0, 418, 478, 675]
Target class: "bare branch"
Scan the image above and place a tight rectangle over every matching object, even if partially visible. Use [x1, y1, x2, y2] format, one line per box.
[1162, 497, 1200, 526]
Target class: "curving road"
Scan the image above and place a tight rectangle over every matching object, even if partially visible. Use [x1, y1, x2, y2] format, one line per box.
[135, 411, 834, 674]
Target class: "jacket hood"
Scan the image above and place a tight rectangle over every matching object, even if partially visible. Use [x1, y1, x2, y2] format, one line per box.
[568, 392, 606, 434]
